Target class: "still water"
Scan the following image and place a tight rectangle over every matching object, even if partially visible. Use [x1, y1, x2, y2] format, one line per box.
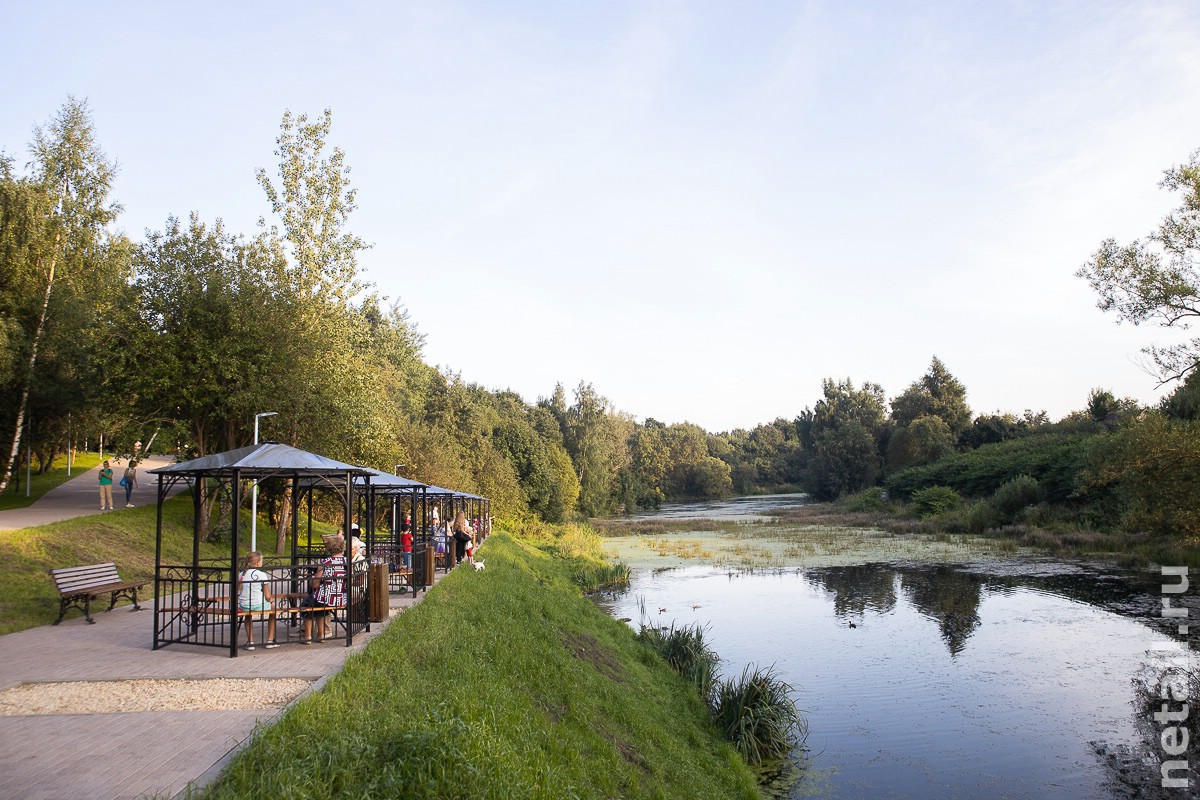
[598, 496, 1197, 799]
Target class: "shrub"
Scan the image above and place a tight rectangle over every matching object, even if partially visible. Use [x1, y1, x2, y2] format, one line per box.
[992, 474, 1041, 521]
[710, 664, 805, 765]
[885, 430, 1094, 502]
[571, 560, 631, 592]
[841, 486, 891, 513]
[939, 499, 998, 534]
[911, 485, 962, 517]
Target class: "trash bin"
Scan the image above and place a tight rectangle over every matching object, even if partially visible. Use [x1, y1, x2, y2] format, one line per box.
[369, 562, 388, 622]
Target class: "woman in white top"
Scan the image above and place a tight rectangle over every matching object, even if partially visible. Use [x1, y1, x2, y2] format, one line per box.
[237, 551, 278, 650]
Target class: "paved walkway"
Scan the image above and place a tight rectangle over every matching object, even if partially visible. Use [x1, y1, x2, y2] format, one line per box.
[0, 454, 182, 531]
[0, 581, 432, 800]
[0, 463, 441, 799]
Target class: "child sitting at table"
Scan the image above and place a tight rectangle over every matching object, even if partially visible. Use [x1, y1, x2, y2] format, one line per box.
[237, 551, 278, 650]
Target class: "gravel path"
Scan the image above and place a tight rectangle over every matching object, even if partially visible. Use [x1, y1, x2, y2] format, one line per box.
[0, 678, 312, 715]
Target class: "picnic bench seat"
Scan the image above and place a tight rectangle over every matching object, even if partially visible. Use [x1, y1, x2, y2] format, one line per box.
[51, 562, 148, 625]
[158, 596, 348, 622]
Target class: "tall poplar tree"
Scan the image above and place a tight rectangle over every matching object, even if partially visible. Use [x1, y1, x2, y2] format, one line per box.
[254, 108, 378, 461]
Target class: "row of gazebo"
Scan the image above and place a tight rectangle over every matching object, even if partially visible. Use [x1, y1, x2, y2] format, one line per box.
[148, 442, 491, 657]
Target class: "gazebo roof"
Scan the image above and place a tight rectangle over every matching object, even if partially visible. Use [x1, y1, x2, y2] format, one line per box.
[148, 442, 372, 479]
[355, 468, 427, 493]
[422, 483, 461, 497]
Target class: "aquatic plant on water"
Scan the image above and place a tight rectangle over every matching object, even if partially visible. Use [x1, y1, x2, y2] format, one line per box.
[571, 560, 631, 592]
[710, 664, 806, 765]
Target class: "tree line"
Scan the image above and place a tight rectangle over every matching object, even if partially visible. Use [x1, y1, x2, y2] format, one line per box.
[2, 99, 1198, 535]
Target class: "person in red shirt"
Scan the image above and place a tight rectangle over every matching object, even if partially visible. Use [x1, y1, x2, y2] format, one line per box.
[400, 527, 413, 569]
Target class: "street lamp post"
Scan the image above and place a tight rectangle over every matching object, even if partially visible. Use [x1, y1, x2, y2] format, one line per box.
[251, 412, 278, 551]
[392, 465, 406, 533]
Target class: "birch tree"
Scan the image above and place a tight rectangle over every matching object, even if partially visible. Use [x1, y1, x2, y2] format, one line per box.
[0, 98, 120, 494]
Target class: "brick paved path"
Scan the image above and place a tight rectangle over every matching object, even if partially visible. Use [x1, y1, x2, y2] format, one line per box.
[0, 571, 435, 799]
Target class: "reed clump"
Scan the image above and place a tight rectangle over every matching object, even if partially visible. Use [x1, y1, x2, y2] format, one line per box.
[637, 605, 806, 769]
[638, 622, 720, 699]
[710, 664, 805, 765]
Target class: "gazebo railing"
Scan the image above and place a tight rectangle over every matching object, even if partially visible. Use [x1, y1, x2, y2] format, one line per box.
[154, 556, 370, 654]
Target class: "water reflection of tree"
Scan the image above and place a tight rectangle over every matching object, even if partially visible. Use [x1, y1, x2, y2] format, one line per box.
[1092, 657, 1199, 798]
[809, 564, 897, 619]
[899, 566, 983, 657]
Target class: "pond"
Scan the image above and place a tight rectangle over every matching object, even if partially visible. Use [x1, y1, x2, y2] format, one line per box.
[596, 495, 1197, 799]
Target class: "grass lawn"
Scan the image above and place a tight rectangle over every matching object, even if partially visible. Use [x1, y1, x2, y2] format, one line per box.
[0, 452, 103, 511]
[0, 495, 337, 634]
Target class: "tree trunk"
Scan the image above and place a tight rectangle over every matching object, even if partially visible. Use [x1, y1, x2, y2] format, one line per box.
[0, 250, 60, 494]
[275, 480, 293, 555]
[143, 426, 161, 456]
[0, 184, 65, 496]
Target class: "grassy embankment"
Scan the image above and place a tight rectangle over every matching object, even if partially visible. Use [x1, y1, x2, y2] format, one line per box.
[198, 529, 762, 800]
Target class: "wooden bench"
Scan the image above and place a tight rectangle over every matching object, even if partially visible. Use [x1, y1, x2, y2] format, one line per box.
[388, 566, 412, 592]
[50, 562, 148, 625]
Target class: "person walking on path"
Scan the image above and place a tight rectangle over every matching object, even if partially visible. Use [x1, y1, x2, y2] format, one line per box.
[98, 460, 114, 511]
[121, 461, 138, 507]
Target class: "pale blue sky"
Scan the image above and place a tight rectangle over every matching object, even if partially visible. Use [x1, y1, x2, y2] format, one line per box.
[4, 1, 1200, 432]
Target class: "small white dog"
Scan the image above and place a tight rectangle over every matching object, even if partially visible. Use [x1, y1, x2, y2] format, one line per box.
[472, 559, 486, 572]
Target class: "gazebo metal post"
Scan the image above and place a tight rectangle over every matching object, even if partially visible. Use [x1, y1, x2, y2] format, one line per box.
[190, 478, 203, 639]
[152, 474, 166, 650]
[358, 470, 369, 637]
[445, 494, 453, 570]
[342, 469, 353, 645]
[410, 488, 420, 597]
[289, 475, 302, 622]
[229, 469, 242, 658]
[423, 488, 434, 587]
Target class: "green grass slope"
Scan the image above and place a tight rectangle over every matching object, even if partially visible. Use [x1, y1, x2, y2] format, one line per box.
[0, 497, 266, 633]
[0, 452, 103, 510]
[201, 531, 762, 800]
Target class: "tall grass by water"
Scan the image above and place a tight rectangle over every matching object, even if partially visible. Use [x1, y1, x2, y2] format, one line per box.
[710, 664, 805, 765]
[518, 518, 632, 591]
[638, 619, 720, 698]
[197, 531, 759, 800]
[635, 600, 806, 770]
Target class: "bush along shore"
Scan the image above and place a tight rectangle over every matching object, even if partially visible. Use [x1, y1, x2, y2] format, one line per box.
[770, 487, 1200, 571]
[196, 530, 768, 800]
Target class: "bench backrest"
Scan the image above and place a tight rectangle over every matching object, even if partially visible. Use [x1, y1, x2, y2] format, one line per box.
[51, 562, 124, 594]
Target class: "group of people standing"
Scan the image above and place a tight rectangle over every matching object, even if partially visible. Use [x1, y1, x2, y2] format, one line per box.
[97, 459, 138, 510]
[398, 507, 479, 566]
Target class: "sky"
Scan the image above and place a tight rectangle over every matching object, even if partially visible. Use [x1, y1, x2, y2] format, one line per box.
[4, 1, 1200, 433]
